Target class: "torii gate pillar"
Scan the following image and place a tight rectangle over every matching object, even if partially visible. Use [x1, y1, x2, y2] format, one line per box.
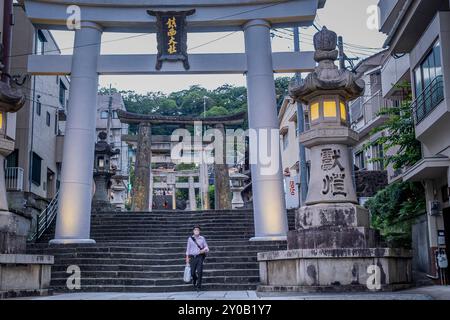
[244, 20, 288, 241]
[50, 22, 103, 244]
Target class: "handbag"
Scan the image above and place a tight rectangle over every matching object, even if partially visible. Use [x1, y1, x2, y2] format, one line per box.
[191, 236, 207, 260]
[183, 264, 192, 283]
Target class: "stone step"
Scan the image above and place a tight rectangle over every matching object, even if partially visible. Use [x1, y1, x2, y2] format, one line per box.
[50, 269, 259, 279]
[49, 283, 257, 293]
[27, 245, 285, 255]
[31, 251, 268, 260]
[89, 230, 257, 235]
[53, 256, 258, 265]
[50, 275, 260, 286]
[84, 236, 257, 241]
[30, 240, 285, 245]
[28, 209, 294, 293]
[50, 262, 260, 272]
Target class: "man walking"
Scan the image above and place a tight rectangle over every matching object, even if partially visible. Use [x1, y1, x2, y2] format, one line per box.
[185, 226, 209, 291]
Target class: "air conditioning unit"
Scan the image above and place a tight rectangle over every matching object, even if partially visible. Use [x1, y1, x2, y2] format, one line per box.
[430, 201, 442, 216]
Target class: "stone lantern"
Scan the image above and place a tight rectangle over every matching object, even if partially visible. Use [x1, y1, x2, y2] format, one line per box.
[230, 172, 248, 209]
[0, 44, 53, 298]
[0, 54, 26, 252]
[92, 131, 120, 211]
[257, 27, 412, 292]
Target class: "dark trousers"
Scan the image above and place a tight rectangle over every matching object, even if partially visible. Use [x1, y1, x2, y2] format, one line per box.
[189, 255, 205, 288]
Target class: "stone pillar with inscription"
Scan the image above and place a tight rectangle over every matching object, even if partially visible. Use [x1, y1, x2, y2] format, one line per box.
[257, 28, 412, 292]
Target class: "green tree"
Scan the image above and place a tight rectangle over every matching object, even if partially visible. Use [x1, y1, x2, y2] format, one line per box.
[365, 182, 426, 248]
[364, 83, 421, 170]
[201, 106, 229, 117]
[363, 82, 425, 248]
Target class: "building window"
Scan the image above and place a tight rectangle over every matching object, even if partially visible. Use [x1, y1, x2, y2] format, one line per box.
[304, 111, 311, 131]
[100, 111, 109, 119]
[32, 152, 42, 186]
[112, 110, 119, 119]
[355, 151, 366, 171]
[37, 30, 47, 55]
[59, 81, 67, 107]
[46, 111, 51, 127]
[413, 40, 444, 122]
[55, 113, 58, 135]
[282, 132, 289, 150]
[442, 185, 449, 203]
[372, 143, 384, 171]
[36, 100, 41, 116]
[6, 150, 19, 168]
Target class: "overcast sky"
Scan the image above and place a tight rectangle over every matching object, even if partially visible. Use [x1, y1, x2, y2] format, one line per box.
[51, 0, 386, 94]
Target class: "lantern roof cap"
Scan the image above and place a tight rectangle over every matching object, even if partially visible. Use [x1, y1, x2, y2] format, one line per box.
[290, 27, 365, 104]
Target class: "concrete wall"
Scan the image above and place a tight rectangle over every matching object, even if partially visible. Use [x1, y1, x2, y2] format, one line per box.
[381, 54, 410, 98]
[411, 214, 430, 273]
[10, 6, 69, 199]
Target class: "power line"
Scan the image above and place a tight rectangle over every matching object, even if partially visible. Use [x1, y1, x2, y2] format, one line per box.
[280, 27, 382, 54]
[7, 2, 288, 60]
[188, 31, 239, 52]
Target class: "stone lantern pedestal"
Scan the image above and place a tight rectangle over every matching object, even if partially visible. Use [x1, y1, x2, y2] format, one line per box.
[230, 172, 248, 209]
[257, 27, 412, 292]
[0, 67, 53, 298]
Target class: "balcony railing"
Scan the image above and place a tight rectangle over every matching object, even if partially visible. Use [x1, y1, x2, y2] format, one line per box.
[412, 75, 445, 124]
[5, 167, 24, 191]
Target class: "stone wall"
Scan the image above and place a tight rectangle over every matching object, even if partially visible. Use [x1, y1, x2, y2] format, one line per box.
[355, 170, 388, 199]
[6, 191, 49, 242]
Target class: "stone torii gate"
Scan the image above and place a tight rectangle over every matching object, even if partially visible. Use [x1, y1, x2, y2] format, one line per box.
[117, 110, 246, 212]
[21, 0, 324, 244]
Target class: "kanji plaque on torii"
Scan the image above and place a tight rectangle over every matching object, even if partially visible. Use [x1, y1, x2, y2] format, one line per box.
[147, 10, 196, 71]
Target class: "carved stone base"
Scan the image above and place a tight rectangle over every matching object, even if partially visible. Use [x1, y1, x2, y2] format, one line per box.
[288, 226, 380, 250]
[295, 203, 370, 230]
[0, 211, 31, 254]
[257, 248, 412, 292]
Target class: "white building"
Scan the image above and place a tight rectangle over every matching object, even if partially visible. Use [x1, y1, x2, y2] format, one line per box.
[278, 97, 310, 210]
[377, 0, 450, 279]
[8, 5, 69, 201]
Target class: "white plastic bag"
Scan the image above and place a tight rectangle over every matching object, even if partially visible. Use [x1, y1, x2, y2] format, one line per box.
[183, 265, 192, 283]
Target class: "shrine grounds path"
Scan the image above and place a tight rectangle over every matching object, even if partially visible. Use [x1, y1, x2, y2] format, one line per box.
[10, 286, 450, 300]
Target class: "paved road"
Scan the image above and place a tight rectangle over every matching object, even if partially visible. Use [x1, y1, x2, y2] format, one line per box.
[11, 286, 450, 300]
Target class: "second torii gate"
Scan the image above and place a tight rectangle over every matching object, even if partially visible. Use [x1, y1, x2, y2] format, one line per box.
[117, 110, 246, 212]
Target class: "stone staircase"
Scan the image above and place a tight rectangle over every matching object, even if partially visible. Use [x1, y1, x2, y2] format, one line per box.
[27, 210, 294, 293]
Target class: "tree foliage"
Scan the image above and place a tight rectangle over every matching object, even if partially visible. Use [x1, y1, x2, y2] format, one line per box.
[101, 76, 291, 120]
[364, 83, 421, 170]
[365, 181, 426, 248]
[362, 82, 426, 248]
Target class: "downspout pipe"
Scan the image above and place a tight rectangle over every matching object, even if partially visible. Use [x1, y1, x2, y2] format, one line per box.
[1, 0, 13, 84]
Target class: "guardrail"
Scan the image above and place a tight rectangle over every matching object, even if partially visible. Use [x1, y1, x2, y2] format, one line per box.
[412, 75, 444, 124]
[5, 167, 24, 191]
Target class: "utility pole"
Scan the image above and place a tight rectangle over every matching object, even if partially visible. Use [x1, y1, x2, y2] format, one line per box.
[338, 35, 358, 71]
[337, 36, 357, 192]
[106, 84, 113, 144]
[293, 27, 309, 205]
[338, 36, 345, 70]
[1, 0, 13, 84]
